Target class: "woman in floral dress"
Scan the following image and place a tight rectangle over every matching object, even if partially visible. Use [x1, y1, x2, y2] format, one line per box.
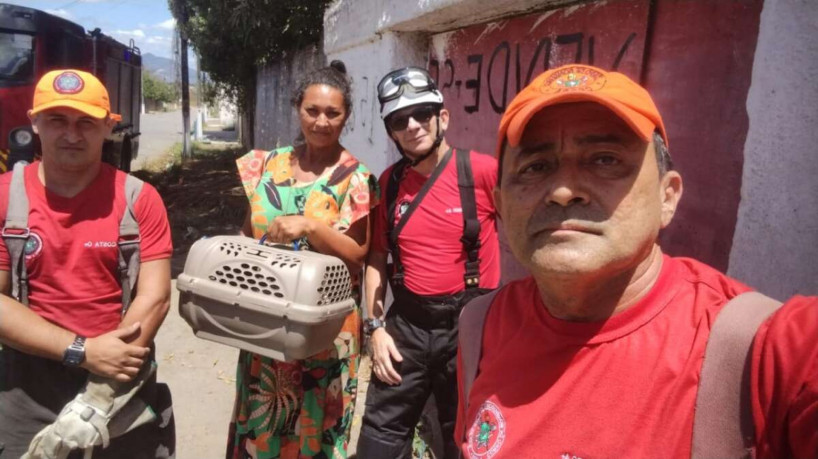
[228, 61, 378, 459]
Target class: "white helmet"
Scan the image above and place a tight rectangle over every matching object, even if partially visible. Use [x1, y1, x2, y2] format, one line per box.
[377, 67, 444, 120]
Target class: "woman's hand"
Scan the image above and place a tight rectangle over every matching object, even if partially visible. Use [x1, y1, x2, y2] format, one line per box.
[266, 215, 316, 243]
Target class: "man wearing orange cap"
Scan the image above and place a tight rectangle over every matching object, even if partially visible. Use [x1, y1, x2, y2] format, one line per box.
[455, 65, 818, 458]
[0, 70, 174, 457]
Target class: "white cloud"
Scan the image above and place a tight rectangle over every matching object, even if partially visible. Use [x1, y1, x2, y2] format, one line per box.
[155, 18, 176, 30]
[113, 29, 146, 38]
[45, 8, 73, 19]
[145, 36, 171, 44]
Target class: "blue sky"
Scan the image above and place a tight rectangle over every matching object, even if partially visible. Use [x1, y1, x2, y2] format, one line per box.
[6, 0, 179, 58]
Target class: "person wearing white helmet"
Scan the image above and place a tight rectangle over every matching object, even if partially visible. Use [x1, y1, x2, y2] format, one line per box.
[357, 67, 501, 458]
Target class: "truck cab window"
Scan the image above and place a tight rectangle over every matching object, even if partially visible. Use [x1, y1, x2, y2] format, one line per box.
[0, 32, 34, 84]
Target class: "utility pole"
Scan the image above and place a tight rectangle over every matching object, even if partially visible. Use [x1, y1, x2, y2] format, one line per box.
[180, 2, 191, 160]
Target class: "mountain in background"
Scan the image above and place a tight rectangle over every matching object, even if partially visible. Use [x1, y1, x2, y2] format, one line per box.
[142, 53, 198, 84]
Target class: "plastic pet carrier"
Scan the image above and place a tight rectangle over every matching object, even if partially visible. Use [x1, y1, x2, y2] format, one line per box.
[177, 235, 354, 361]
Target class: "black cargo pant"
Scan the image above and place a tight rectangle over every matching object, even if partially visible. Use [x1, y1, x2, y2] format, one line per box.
[357, 286, 490, 459]
[0, 347, 175, 459]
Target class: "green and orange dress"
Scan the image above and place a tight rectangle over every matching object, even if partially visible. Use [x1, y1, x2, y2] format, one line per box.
[228, 146, 379, 459]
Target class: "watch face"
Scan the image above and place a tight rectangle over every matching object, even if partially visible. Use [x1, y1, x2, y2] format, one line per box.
[64, 348, 84, 366]
[63, 336, 86, 367]
[365, 319, 384, 334]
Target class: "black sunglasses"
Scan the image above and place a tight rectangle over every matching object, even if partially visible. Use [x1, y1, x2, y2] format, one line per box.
[386, 105, 439, 131]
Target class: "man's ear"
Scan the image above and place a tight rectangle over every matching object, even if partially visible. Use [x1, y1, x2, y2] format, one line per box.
[659, 170, 683, 228]
[105, 116, 117, 134]
[439, 108, 450, 132]
[27, 110, 39, 134]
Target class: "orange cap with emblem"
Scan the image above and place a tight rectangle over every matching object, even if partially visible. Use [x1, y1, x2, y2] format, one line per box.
[29, 69, 122, 121]
[497, 64, 666, 157]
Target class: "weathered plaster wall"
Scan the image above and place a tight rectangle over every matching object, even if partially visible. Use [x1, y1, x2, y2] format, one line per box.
[727, 0, 818, 299]
[324, 0, 570, 175]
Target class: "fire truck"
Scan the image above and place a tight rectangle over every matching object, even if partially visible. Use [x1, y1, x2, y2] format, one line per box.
[0, 3, 141, 172]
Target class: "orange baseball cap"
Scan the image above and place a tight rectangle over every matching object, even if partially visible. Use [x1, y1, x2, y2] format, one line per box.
[29, 69, 122, 121]
[498, 64, 666, 157]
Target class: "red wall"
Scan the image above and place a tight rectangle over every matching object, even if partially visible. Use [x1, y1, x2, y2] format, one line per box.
[428, 0, 763, 271]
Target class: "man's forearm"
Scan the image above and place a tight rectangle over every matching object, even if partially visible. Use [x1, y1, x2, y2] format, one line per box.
[0, 294, 75, 360]
[120, 294, 170, 348]
[365, 250, 388, 320]
[120, 259, 171, 347]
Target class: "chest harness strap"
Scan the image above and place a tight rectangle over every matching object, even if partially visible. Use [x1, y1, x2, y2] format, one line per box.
[2, 162, 144, 314]
[386, 148, 481, 291]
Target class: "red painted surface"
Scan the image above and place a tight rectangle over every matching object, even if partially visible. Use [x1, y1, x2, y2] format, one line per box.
[645, 0, 763, 271]
[429, 0, 651, 156]
[427, 0, 763, 272]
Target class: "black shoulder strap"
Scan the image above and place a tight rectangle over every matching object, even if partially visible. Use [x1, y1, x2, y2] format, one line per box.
[455, 149, 480, 290]
[691, 291, 783, 458]
[386, 149, 453, 287]
[386, 158, 410, 238]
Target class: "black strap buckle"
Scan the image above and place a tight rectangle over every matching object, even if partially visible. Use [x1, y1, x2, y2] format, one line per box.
[464, 260, 480, 288]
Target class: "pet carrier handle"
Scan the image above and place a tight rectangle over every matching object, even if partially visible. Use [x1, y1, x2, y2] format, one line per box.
[258, 234, 300, 251]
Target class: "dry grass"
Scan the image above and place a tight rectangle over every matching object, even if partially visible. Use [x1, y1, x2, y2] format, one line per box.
[133, 142, 247, 276]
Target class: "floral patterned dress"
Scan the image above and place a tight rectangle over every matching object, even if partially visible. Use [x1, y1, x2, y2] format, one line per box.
[228, 146, 379, 459]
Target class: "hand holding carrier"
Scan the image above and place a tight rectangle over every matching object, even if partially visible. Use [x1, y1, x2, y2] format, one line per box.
[177, 236, 355, 361]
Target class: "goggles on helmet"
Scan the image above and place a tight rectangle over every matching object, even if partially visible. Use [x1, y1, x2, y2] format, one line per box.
[377, 67, 439, 105]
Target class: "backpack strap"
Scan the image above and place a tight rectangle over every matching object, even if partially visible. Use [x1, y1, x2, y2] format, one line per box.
[118, 175, 143, 316]
[458, 288, 499, 442]
[2, 161, 31, 305]
[455, 149, 481, 290]
[692, 291, 783, 458]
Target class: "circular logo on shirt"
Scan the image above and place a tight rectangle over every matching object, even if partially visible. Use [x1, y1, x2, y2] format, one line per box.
[53, 71, 85, 94]
[468, 401, 506, 458]
[24, 232, 43, 260]
[540, 66, 606, 94]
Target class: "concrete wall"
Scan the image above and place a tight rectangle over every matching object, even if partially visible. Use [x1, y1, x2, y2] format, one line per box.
[254, 45, 325, 151]
[324, 0, 569, 175]
[727, 0, 818, 299]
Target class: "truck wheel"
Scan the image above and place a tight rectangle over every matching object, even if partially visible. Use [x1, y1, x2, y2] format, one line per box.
[120, 137, 133, 173]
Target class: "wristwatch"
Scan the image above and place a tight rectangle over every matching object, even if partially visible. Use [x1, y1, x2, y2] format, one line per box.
[62, 335, 87, 367]
[364, 318, 385, 335]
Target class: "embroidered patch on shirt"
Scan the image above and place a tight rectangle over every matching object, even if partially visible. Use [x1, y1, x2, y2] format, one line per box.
[468, 400, 506, 458]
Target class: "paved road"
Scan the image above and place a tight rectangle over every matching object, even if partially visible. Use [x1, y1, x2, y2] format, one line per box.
[133, 110, 185, 171]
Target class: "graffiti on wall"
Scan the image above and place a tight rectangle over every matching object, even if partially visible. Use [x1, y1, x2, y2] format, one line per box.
[428, 0, 650, 155]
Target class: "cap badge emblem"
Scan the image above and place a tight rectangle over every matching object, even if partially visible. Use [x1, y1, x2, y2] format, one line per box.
[540, 66, 606, 94]
[53, 71, 85, 95]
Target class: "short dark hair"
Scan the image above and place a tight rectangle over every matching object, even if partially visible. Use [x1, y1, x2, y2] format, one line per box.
[291, 60, 352, 116]
[496, 130, 673, 187]
[653, 131, 673, 176]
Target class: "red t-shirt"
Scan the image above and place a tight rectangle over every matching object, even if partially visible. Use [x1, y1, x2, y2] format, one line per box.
[372, 150, 500, 295]
[0, 162, 172, 337]
[457, 256, 818, 458]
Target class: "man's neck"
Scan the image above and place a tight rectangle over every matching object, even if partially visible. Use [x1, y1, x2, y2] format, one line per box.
[533, 245, 665, 322]
[38, 160, 102, 198]
[410, 138, 450, 176]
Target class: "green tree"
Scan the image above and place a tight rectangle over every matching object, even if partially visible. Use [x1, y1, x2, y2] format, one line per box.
[143, 70, 177, 105]
[168, 0, 332, 147]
